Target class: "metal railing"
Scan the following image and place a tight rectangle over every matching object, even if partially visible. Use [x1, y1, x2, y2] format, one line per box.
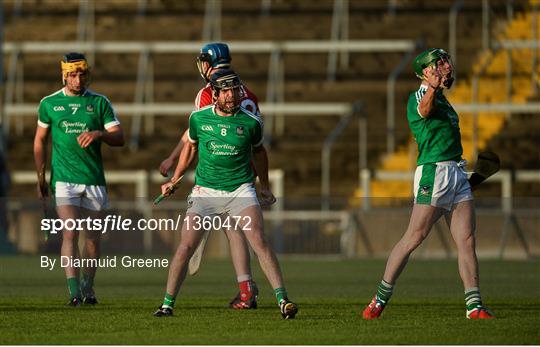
[321, 102, 357, 210]
[448, 0, 526, 81]
[358, 168, 539, 259]
[1, 39, 416, 146]
[449, 0, 464, 75]
[328, 0, 349, 82]
[386, 41, 420, 155]
[11, 169, 284, 254]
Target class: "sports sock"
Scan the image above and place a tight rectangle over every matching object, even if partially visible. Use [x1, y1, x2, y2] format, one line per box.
[81, 273, 94, 295]
[376, 280, 394, 305]
[162, 292, 176, 309]
[67, 277, 81, 299]
[465, 287, 482, 310]
[274, 287, 288, 304]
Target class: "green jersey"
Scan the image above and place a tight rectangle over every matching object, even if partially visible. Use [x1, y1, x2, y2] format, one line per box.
[407, 85, 463, 165]
[38, 88, 120, 189]
[188, 105, 263, 192]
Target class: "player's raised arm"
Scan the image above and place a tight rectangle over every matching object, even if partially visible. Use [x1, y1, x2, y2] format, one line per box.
[417, 77, 439, 117]
[415, 50, 455, 118]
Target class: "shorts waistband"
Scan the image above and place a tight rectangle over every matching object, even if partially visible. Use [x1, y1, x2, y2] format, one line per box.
[436, 159, 467, 167]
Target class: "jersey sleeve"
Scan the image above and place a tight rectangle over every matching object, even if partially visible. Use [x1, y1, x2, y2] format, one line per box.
[37, 100, 51, 128]
[241, 86, 261, 118]
[100, 96, 121, 129]
[188, 112, 198, 143]
[408, 89, 426, 120]
[251, 118, 264, 147]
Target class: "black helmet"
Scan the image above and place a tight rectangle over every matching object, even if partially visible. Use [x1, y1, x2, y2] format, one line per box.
[210, 69, 242, 91]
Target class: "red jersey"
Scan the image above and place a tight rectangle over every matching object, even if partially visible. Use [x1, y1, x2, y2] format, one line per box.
[194, 83, 261, 118]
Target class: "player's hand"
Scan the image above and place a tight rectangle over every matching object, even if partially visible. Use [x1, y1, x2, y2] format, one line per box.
[161, 181, 177, 197]
[159, 157, 174, 177]
[77, 131, 102, 148]
[37, 182, 49, 200]
[258, 188, 276, 207]
[424, 65, 442, 90]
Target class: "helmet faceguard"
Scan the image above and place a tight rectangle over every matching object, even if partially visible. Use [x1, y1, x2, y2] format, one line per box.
[412, 48, 455, 89]
[210, 69, 242, 114]
[61, 52, 90, 85]
[196, 43, 232, 82]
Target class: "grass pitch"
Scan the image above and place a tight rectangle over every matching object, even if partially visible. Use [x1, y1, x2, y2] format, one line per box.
[0, 256, 538, 344]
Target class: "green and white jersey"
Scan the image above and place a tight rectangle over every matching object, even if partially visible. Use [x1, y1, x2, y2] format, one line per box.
[188, 105, 263, 192]
[37, 88, 120, 189]
[407, 85, 463, 165]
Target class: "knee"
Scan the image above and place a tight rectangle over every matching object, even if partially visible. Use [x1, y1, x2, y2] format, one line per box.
[248, 231, 269, 252]
[225, 229, 244, 243]
[176, 242, 197, 259]
[62, 231, 78, 243]
[403, 229, 428, 252]
[85, 231, 100, 244]
[456, 232, 476, 250]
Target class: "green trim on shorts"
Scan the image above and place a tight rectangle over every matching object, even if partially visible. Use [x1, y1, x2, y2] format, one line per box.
[416, 163, 436, 205]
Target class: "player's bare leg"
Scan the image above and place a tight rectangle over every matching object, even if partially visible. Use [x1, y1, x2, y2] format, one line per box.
[237, 205, 297, 318]
[155, 213, 205, 316]
[237, 206, 282, 288]
[223, 226, 258, 309]
[444, 201, 478, 288]
[56, 204, 82, 306]
[445, 200, 493, 319]
[363, 204, 444, 319]
[383, 204, 444, 283]
[81, 208, 102, 304]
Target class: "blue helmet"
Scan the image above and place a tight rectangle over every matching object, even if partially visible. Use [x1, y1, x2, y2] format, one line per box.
[197, 43, 231, 81]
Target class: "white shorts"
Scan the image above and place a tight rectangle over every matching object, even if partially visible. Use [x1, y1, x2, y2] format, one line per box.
[186, 183, 259, 217]
[55, 182, 109, 211]
[413, 160, 473, 211]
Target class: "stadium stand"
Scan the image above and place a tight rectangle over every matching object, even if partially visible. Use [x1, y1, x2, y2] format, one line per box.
[352, 0, 539, 204]
[4, 0, 528, 207]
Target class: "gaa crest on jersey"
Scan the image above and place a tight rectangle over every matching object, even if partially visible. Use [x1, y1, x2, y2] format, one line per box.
[236, 126, 244, 136]
[420, 185, 431, 196]
[86, 104, 94, 113]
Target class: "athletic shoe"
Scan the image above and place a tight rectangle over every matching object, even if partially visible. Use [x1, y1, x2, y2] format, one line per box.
[153, 305, 173, 317]
[83, 294, 98, 305]
[466, 305, 495, 319]
[362, 296, 385, 319]
[229, 281, 259, 309]
[66, 297, 82, 307]
[279, 299, 298, 319]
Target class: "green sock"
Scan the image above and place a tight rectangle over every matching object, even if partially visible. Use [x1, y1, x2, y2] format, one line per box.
[81, 273, 94, 295]
[67, 277, 81, 299]
[376, 280, 394, 305]
[274, 287, 288, 304]
[162, 293, 176, 309]
[465, 287, 482, 310]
